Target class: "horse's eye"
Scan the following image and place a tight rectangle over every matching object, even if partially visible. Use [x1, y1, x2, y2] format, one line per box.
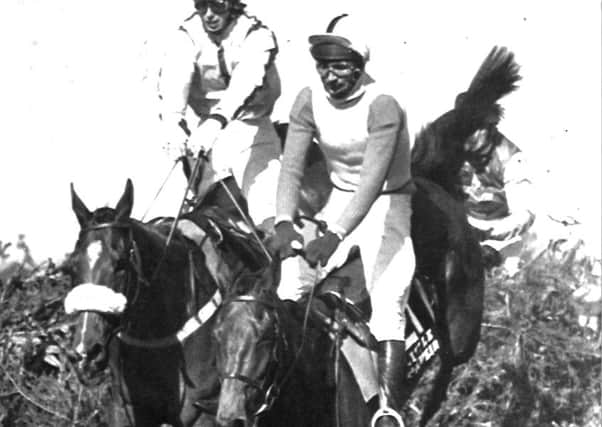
[257, 331, 275, 346]
[115, 258, 129, 272]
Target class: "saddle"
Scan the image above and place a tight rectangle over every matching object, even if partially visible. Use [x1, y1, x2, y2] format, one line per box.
[298, 247, 376, 349]
[296, 247, 440, 390]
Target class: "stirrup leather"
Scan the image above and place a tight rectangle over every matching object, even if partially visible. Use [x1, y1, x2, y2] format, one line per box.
[371, 407, 405, 427]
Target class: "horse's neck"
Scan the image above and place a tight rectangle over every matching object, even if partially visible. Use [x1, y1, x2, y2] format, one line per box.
[200, 177, 248, 224]
[412, 123, 470, 202]
[131, 221, 183, 277]
[278, 301, 314, 356]
[127, 222, 192, 337]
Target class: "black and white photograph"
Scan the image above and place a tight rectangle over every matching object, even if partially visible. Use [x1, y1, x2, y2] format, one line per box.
[0, 1, 600, 426]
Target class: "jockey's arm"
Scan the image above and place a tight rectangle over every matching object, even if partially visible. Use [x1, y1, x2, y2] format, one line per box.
[209, 29, 278, 124]
[186, 29, 278, 154]
[332, 95, 406, 237]
[275, 87, 316, 224]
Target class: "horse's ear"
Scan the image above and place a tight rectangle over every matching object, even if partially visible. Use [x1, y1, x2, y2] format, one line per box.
[71, 183, 92, 227]
[115, 179, 134, 221]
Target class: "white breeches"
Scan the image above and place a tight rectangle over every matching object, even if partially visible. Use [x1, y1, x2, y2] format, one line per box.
[210, 118, 281, 225]
[278, 189, 415, 342]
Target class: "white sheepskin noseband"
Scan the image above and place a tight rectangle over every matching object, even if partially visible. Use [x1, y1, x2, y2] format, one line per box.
[64, 283, 127, 315]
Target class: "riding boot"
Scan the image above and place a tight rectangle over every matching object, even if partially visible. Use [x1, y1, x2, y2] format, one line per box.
[371, 340, 406, 427]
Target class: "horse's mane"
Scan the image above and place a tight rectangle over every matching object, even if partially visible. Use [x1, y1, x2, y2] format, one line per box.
[411, 46, 521, 200]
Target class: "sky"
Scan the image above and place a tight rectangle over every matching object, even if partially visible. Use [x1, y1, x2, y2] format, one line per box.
[0, 0, 600, 261]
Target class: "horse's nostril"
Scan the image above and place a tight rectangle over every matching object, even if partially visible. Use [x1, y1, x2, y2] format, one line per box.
[67, 349, 83, 363]
[73, 342, 103, 364]
[218, 418, 246, 427]
[87, 343, 104, 361]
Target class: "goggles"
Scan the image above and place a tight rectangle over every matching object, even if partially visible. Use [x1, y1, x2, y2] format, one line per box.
[315, 60, 357, 78]
[195, 0, 230, 15]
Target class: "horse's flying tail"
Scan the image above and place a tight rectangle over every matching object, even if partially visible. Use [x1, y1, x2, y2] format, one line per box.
[459, 46, 522, 112]
[411, 46, 522, 200]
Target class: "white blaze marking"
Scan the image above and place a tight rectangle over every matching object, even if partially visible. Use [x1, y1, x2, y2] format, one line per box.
[76, 312, 89, 356]
[86, 240, 103, 270]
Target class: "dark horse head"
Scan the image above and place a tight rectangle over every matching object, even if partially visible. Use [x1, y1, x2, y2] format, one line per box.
[212, 262, 285, 426]
[65, 179, 211, 387]
[212, 258, 374, 427]
[64, 180, 136, 384]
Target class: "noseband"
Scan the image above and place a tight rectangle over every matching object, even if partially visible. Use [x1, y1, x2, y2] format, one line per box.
[219, 294, 286, 417]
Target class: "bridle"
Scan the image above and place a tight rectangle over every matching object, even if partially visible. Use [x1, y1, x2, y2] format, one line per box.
[77, 220, 148, 331]
[217, 294, 288, 417]
[72, 218, 226, 352]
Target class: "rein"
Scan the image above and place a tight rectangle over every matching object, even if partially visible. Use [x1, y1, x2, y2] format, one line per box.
[141, 159, 180, 221]
[217, 178, 273, 263]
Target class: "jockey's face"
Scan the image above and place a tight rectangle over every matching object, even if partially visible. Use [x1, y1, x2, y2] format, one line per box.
[197, 0, 231, 34]
[316, 59, 363, 99]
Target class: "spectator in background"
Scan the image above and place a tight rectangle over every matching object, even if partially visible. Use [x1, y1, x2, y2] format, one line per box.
[0, 234, 36, 284]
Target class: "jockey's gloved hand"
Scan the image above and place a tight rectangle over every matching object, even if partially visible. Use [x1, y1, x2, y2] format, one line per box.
[188, 116, 226, 154]
[269, 221, 303, 260]
[304, 230, 341, 268]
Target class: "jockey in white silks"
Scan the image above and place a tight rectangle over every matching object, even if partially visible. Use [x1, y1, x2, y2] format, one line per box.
[158, 0, 282, 229]
[460, 126, 536, 272]
[269, 14, 415, 427]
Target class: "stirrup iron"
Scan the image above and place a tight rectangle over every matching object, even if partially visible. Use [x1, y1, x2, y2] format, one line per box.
[371, 406, 405, 427]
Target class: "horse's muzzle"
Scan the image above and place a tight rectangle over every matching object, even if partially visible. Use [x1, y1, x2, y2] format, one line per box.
[69, 345, 109, 386]
[216, 379, 255, 427]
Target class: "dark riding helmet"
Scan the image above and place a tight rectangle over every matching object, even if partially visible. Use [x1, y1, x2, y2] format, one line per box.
[309, 14, 370, 69]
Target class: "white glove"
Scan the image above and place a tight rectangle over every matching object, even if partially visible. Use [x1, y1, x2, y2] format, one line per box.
[187, 117, 224, 155]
